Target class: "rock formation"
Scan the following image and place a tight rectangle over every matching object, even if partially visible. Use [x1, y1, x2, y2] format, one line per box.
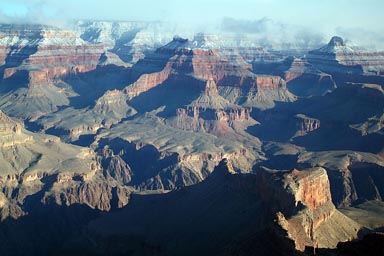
[294, 114, 320, 137]
[308, 36, 384, 75]
[0, 110, 131, 220]
[0, 23, 382, 256]
[0, 24, 103, 87]
[278, 167, 360, 251]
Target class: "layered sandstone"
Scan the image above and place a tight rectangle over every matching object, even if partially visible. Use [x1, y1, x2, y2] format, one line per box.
[298, 151, 384, 207]
[0, 24, 103, 88]
[171, 106, 253, 133]
[124, 65, 171, 99]
[308, 36, 384, 75]
[294, 114, 320, 137]
[123, 35, 295, 111]
[277, 167, 360, 251]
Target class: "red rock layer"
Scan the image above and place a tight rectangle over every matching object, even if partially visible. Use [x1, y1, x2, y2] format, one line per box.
[0, 25, 104, 88]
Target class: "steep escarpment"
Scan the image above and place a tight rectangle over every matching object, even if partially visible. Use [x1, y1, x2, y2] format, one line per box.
[298, 151, 384, 208]
[124, 35, 296, 111]
[277, 167, 360, 251]
[308, 36, 384, 76]
[78, 160, 360, 255]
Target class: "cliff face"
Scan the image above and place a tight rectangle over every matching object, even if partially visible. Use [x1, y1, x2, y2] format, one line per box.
[308, 36, 384, 75]
[277, 167, 360, 251]
[294, 114, 320, 137]
[298, 151, 384, 208]
[286, 168, 332, 211]
[123, 36, 296, 112]
[171, 106, 252, 133]
[125, 66, 171, 99]
[71, 160, 361, 256]
[0, 24, 103, 88]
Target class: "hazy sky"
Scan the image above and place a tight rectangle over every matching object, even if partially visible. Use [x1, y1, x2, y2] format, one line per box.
[0, 0, 383, 37]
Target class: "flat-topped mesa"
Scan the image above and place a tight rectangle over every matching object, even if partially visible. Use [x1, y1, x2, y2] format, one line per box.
[0, 24, 104, 88]
[124, 67, 171, 99]
[308, 36, 384, 75]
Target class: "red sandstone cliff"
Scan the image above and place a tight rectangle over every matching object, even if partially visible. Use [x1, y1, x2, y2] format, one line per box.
[0, 24, 104, 88]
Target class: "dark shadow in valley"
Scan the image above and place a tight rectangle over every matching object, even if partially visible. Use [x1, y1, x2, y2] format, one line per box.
[292, 123, 384, 153]
[0, 203, 100, 256]
[64, 64, 130, 109]
[72, 134, 97, 147]
[110, 30, 141, 63]
[253, 154, 299, 171]
[84, 162, 300, 256]
[0, 25, 43, 93]
[129, 75, 205, 117]
[247, 101, 299, 142]
[247, 83, 384, 153]
[97, 137, 183, 188]
[348, 163, 384, 203]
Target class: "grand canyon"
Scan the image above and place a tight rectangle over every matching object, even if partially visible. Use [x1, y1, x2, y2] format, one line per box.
[0, 7, 383, 256]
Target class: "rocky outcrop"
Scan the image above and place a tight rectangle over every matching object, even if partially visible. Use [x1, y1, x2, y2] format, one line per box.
[308, 36, 384, 75]
[172, 106, 252, 133]
[241, 75, 296, 108]
[124, 66, 171, 99]
[286, 168, 332, 211]
[298, 151, 384, 207]
[255, 75, 284, 90]
[294, 114, 320, 137]
[0, 110, 22, 134]
[276, 167, 360, 251]
[284, 57, 337, 97]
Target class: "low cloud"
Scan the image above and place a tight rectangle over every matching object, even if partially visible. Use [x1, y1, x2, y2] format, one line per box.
[0, 0, 383, 50]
